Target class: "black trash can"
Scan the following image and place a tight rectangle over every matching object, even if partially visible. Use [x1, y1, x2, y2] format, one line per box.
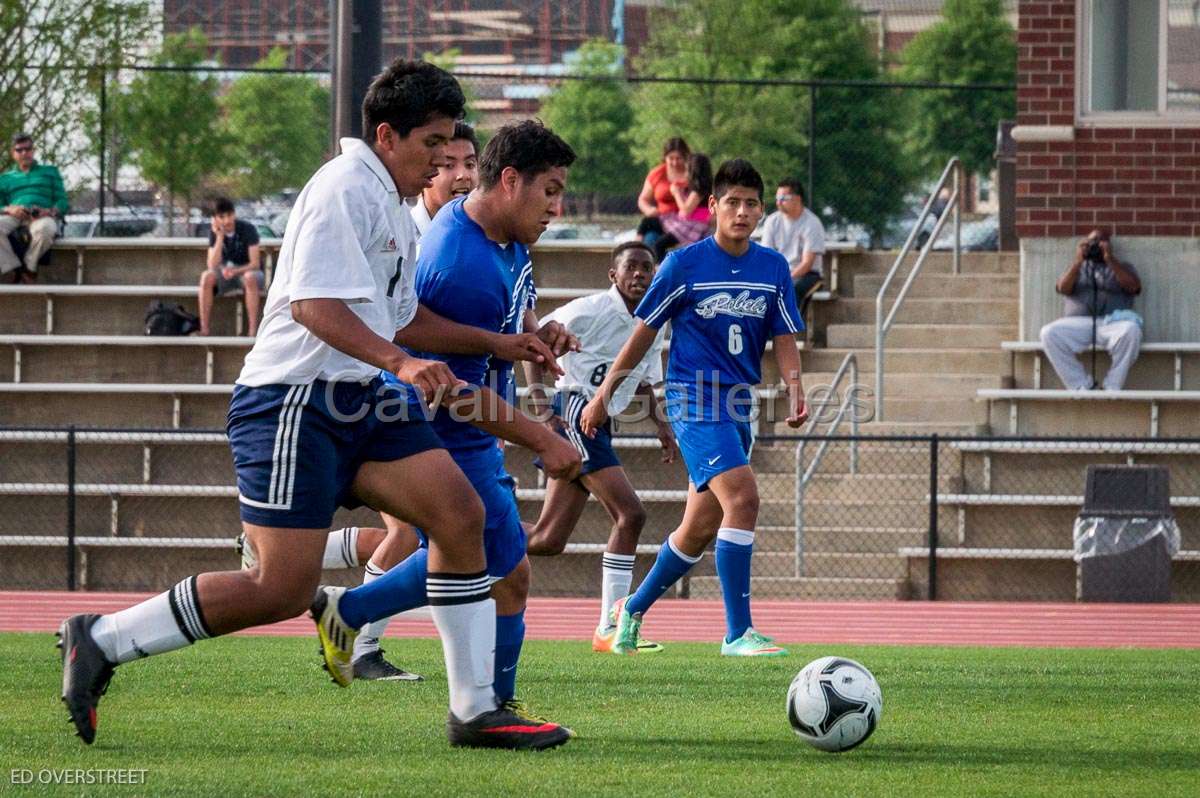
[1073, 465, 1180, 603]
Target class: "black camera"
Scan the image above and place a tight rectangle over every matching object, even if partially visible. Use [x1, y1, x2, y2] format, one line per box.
[1085, 241, 1103, 260]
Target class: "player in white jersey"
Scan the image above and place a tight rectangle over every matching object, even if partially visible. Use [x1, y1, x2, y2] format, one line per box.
[59, 60, 572, 751]
[244, 120, 484, 682]
[523, 241, 678, 652]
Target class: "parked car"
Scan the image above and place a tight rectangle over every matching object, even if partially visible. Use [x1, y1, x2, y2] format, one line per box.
[933, 216, 999, 252]
[61, 212, 160, 238]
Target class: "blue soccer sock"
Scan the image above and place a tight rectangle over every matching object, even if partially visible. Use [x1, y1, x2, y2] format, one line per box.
[494, 611, 525, 703]
[715, 528, 755, 643]
[337, 548, 429, 629]
[625, 534, 702, 617]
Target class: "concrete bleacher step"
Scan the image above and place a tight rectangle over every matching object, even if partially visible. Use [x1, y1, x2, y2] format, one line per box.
[825, 323, 1014, 350]
[954, 442, 1200, 495]
[687, 575, 907, 600]
[850, 273, 1020, 300]
[780, 420, 986, 436]
[817, 298, 1018, 326]
[1006, 345, 1200, 392]
[802, 473, 960, 503]
[803, 371, 1007, 395]
[801, 497, 929, 529]
[0, 289, 244, 336]
[838, 250, 1020, 276]
[980, 389, 1200, 437]
[798, 551, 910, 579]
[938, 502, 1200, 551]
[801, 347, 1010, 375]
[803, 526, 929, 553]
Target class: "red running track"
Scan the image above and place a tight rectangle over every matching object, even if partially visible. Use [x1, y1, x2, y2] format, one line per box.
[2, 591, 1198, 648]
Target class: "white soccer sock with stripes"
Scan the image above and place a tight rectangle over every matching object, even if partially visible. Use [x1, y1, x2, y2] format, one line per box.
[352, 559, 392, 661]
[600, 552, 636, 629]
[428, 570, 498, 721]
[89, 576, 212, 665]
[322, 527, 360, 569]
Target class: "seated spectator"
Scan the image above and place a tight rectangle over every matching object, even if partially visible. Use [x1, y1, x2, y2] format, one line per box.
[0, 133, 68, 284]
[636, 136, 690, 248]
[761, 177, 826, 317]
[653, 152, 713, 261]
[198, 197, 263, 336]
[1039, 229, 1142, 391]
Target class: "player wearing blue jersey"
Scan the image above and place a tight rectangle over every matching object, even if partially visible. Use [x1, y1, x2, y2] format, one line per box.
[581, 159, 809, 657]
[333, 120, 584, 730]
[58, 61, 573, 752]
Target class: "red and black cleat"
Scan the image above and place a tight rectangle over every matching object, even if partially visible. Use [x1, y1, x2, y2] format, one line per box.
[57, 614, 116, 745]
[446, 706, 572, 751]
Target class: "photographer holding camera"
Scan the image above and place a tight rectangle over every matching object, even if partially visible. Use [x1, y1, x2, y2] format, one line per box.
[0, 133, 67, 283]
[1039, 228, 1142, 391]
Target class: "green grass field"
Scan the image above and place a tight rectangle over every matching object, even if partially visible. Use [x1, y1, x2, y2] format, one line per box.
[2, 634, 1198, 797]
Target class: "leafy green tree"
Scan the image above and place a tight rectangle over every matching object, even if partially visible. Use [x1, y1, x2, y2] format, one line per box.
[628, 0, 909, 239]
[119, 29, 226, 233]
[222, 48, 329, 197]
[0, 0, 154, 187]
[539, 40, 637, 217]
[900, 0, 1016, 177]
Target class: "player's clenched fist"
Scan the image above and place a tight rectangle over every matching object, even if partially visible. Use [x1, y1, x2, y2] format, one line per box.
[578, 396, 609, 439]
[393, 356, 465, 405]
[534, 432, 582, 482]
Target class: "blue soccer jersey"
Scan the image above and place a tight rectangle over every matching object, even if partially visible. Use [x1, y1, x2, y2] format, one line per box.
[402, 196, 535, 453]
[634, 237, 804, 422]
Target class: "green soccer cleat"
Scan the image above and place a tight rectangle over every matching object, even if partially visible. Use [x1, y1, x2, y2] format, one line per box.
[720, 628, 788, 657]
[310, 586, 359, 686]
[609, 596, 643, 655]
[635, 637, 665, 653]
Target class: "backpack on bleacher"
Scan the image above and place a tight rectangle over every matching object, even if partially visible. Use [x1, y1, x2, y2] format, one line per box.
[144, 300, 200, 336]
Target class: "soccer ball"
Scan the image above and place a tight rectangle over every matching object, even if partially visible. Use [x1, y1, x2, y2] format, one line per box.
[787, 656, 882, 752]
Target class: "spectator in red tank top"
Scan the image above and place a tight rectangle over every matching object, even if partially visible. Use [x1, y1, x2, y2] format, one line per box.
[636, 137, 690, 248]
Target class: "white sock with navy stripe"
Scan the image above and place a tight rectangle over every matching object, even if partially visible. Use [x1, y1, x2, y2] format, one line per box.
[428, 570, 498, 721]
[352, 560, 391, 660]
[89, 576, 212, 665]
[600, 552, 636, 629]
[322, 527, 360, 569]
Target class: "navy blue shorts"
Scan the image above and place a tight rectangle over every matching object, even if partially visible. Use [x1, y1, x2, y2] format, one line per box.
[228, 378, 443, 529]
[415, 444, 526, 581]
[673, 418, 755, 492]
[534, 391, 622, 484]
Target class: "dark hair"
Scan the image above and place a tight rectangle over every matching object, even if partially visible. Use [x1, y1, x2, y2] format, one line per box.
[612, 240, 655, 266]
[212, 197, 235, 216]
[11, 132, 32, 147]
[453, 121, 479, 154]
[713, 158, 764, 200]
[478, 119, 576, 190]
[688, 153, 713, 202]
[362, 59, 466, 143]
[662, 136, 690, 160]
[777, 176, 806, 204]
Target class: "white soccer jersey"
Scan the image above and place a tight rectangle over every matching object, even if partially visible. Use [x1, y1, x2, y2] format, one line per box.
[408, 195, 434, 239]
[543, 285, 667, 415]
[238, 138, 420, 386]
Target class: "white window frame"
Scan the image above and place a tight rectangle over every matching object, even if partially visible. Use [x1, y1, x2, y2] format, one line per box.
[1076, 0, 1200, 127]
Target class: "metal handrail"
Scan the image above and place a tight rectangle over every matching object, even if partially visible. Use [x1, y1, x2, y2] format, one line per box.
[874, 157, 962, 421]
[793, 352, 859, 577]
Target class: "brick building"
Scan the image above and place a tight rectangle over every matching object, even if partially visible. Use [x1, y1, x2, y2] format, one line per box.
[1014, 0, 1200, 343]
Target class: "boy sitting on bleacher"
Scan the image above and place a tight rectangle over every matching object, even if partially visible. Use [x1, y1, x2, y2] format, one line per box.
[1040, 228, 1142, 391]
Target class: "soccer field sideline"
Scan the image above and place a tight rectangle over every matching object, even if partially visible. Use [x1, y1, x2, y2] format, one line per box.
[4, 591, 1198, 648]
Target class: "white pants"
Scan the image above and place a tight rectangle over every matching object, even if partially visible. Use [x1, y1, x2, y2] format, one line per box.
[0, 214, 57, 274]
[1039, 315, 1142, 391]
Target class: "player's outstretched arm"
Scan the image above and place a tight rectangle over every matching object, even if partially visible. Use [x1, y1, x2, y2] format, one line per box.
[395, 305, 564, 375]
[580, 321, 659, 437]
[772, 332, 809, 428]
[291, 298, 464, 398]
[447, 386, 581, 481]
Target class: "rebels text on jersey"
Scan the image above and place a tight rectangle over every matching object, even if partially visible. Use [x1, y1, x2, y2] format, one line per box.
[634, 237, 803, 421]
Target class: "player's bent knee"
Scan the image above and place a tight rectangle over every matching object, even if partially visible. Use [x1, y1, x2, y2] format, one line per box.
[616, 503, 648, 536]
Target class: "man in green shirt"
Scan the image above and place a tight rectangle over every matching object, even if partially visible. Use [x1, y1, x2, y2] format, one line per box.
[0, 133, 68, 282]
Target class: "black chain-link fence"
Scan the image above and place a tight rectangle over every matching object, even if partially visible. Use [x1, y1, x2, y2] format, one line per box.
[3, 427, 1196, 603]
[5, 62, 1011, 247]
